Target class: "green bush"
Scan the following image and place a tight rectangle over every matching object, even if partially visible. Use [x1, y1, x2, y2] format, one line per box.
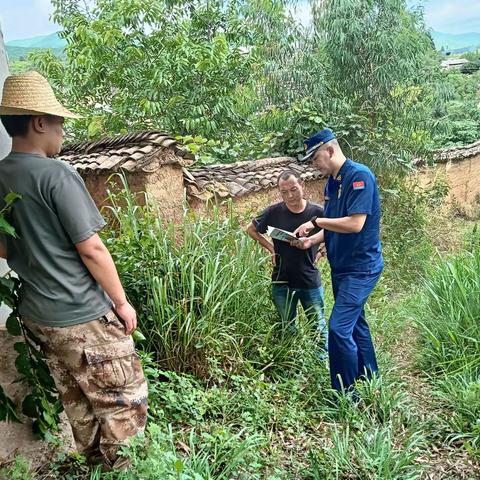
[380, 178, 436, 288]
[432, 70, 480, 146]
[104, 183, 320, 377]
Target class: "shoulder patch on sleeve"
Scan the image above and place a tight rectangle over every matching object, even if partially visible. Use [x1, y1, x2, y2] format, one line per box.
[352, 180, 365, 190]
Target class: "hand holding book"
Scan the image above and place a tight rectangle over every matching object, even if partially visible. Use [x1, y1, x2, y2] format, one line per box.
[266, 226, 298, 243]
[266, 226, 311, 249]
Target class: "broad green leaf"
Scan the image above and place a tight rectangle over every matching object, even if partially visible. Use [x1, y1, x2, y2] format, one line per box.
[0, 217, 16, 237]
[6, 315, 22, 336]
[15, 352, 31, 377]
[0, 276, 14, 291]
[14, 342, 28, 355]
[22, 394, 39, 418]
[36, 362, 56, 390]
[3, 192, 22, 206]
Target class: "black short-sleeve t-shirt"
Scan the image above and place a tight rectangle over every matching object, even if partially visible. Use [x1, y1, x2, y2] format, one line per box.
[253, 201, 324, 288]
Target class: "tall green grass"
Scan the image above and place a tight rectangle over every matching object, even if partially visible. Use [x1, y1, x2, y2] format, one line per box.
[309, 424, 425, 480]
[103, 183, 312, 377]
[416, 244, 480, 376]
[415, 230, 480, 454]
[92, 179, 467, 478]
[433, 373, 480, 449]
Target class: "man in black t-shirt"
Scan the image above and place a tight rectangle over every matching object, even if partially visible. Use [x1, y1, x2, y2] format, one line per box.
[246, 170, 328, 353]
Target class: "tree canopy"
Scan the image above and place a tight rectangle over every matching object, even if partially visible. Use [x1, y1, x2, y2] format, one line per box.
[28, 0, 468, 168]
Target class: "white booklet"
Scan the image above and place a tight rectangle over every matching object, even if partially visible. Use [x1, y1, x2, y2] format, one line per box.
[267, 225, 299, 243]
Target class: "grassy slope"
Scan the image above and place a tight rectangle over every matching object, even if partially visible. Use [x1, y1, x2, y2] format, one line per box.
[2, 191, 479, 480]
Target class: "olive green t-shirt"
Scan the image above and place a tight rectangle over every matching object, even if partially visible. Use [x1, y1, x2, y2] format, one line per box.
[0, 152, 111, 326]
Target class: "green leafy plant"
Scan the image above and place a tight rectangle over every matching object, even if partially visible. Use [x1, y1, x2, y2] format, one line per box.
[416, 243, 480, 376]
[433, 373, 480, 452]
[413, 230, 480, 457]
[431, 70, 480, 146]
[0, 192, 22, 238]
[6, 312, 64, 437]
[0, 193, 62, 437]
[0, 455, 32, 480]
[0, 193, 22, 423]
[31, 0, 261, 140]
[309, 424, 425, 480]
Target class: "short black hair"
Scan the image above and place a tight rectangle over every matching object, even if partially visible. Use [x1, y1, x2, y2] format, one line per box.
[0, 115, 32, 138]
[277, 170, 303, 185]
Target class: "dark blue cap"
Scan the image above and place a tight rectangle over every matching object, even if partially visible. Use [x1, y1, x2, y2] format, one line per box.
[301, 128, 336, 161]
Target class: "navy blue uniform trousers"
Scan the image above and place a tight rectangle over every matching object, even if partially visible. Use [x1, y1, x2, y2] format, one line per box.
[328, 269, 381, 391]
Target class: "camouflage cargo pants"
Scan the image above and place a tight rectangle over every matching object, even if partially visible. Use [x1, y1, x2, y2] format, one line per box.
[23, 310, 148, 469]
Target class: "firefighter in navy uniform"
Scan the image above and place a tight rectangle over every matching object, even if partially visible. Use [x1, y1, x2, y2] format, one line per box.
[293, 128, 383, 393]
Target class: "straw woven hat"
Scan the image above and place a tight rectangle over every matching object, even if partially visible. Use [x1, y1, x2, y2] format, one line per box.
[0, 71, 81, 119]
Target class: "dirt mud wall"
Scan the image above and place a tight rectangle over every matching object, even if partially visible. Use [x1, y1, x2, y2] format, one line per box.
[82, 165, 186, 224]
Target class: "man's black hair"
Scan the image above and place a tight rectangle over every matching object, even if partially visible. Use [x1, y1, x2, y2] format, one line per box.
[0, 115, 32, 138]
[277, 170, 303, 185]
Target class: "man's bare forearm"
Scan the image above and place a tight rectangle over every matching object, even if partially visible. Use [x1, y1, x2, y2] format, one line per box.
[316, 214, 366, 234]
[0, 241, 6, 259]
[77, 236, 126, 307]
[308, 229, 325, 245]
[246, 224, 274, 254]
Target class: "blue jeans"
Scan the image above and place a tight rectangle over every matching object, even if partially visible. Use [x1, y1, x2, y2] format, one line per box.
[329, 270, 382, 391]
[271, 284, 328, 353]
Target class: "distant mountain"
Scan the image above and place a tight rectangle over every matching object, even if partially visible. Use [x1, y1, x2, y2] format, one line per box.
[5, 46, 64, 61]
[432, 31, 480, 52]
[5, 29, 480, 58]
[5, 32, 66, 61]
[6, 32, 66, 50]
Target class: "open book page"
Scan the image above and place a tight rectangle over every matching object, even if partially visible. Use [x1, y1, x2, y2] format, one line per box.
[266, 225, 299, 243]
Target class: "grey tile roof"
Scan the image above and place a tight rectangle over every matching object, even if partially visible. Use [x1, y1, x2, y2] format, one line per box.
[434, 140, 480, 163]
[184, 156, 325, 200]
[185, 140, 480, 201]
[413, 140, 480, 167]
[57, 129, 480, 200]
[58, 130, 194, 173]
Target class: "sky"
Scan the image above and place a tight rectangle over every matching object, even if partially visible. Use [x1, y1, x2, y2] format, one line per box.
[1, 0, 479, 42]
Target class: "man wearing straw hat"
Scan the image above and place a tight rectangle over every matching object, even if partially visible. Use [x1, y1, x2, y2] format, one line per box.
[0, 71, 147, 470]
